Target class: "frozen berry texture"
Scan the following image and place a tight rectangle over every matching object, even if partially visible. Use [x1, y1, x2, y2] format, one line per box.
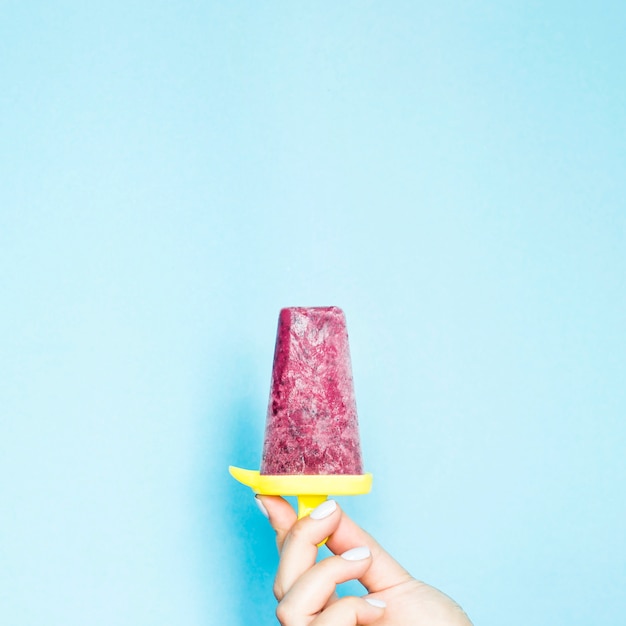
[260, 307, 364, 475]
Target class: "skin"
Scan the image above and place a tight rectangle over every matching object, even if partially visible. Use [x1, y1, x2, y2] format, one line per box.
[257, 496, 473, 626]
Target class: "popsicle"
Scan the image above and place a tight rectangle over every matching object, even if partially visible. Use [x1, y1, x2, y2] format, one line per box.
[261, 306, 364, 475]
[229, 306, 372, 518]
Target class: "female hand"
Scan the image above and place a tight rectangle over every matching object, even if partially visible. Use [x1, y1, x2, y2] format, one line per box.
[256, 496, 473, 626]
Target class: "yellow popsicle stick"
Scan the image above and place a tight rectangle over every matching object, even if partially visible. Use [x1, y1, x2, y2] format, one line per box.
[296, 494, 328, 520]
[229, 466, 373, 519]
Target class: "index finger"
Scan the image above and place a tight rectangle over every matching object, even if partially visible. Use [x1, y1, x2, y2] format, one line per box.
[259, 496, 343, 600]
[258, 495, 414, 594]
[256, 495, 297, 553]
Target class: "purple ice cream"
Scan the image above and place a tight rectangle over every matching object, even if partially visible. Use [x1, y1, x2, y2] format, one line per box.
[260, 307, 364, 475]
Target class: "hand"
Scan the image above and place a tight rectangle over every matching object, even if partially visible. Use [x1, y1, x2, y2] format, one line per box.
[256, 496, 472, 626]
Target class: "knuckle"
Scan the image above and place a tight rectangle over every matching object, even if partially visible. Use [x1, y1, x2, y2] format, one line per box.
[273, 579, 285, 601]
[287, 521, 309, 543]
[337, 595, 361, 610]
[275, 599, 294, 625]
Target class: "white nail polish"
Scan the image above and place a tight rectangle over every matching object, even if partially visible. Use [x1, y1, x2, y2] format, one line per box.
[341, 546, 371, 561]
[365, 598, 387, 609]
[310, 499, 337, 520]
[254, 495, 269, 518]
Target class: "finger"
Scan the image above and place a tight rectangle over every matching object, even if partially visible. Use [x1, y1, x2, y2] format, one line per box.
[256, 495, 297, 553]
[325, 508, 414, 593]
[259, 496, 413, 595]
[273, 499, 342, 600]
[277, 546, 373, 620]
[310, 596, 386, 626]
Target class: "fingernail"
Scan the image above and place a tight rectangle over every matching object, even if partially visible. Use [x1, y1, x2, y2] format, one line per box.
[365, 598, 386, 608]
[254, 495, 269, 518]
[310, 499, 337, 520]
[341, 546, 371, 561]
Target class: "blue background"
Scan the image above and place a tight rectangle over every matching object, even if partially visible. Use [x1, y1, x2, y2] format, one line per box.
[1, 2, 625, 625]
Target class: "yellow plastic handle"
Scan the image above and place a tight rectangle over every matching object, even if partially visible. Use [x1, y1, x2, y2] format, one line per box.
[296, 494, 328, 519]
[297, 494, 330, 546]
[228, 467, 373, 497]
[228, 466, 373, 549]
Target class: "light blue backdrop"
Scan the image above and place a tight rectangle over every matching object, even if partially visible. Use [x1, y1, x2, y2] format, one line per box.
[1, 2, 624, 625]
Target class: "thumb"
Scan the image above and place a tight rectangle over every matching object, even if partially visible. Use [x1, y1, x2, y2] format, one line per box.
[326, 507, 413, 593]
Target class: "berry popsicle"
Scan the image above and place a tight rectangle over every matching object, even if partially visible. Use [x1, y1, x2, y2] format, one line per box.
[261, 306, 363, 476]
[229, 306, 372, 518]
